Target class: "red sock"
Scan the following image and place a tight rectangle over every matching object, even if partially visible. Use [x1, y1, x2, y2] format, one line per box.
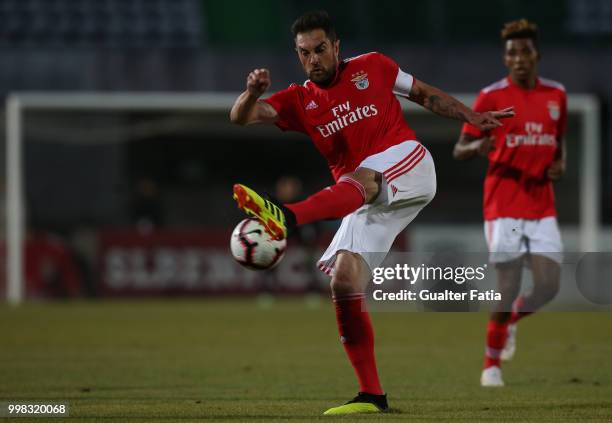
[509, 296, 533, 324]
[285, 176, 366, 226]
[484, 320, 508, 369]
[333, 293, 383, 395]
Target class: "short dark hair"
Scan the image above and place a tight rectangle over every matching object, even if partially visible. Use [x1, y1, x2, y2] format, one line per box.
[291, 10, 337, 42]
[501, 18, 539, 50]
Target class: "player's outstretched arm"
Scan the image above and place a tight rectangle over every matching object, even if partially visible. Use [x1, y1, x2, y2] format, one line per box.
[409, 79, 514, 131]
[453, 134, 495, 160]
[230, 68, 279, 126]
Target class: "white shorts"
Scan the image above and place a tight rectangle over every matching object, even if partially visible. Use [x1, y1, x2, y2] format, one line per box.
[318, 140, 436, 275]
[484, 216, 563, 264]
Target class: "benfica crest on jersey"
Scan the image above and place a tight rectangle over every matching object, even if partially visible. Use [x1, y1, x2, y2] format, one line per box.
[547, 101, 560, 121]
[351, 71, 369, 90]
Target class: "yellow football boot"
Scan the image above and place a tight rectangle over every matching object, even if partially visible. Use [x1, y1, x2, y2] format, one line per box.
[323, 392, 388, 416]
[233, 183, 289, 240]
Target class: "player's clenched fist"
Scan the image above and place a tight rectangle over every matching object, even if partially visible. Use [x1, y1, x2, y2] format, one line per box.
[247, 69, 271, 97]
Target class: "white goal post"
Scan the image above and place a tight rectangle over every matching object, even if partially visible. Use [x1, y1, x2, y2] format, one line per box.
[4, 92, 601, 304]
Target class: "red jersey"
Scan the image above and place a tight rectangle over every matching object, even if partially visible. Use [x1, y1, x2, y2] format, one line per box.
[461, 76, 567, 220]
[263, 52, 417, 181]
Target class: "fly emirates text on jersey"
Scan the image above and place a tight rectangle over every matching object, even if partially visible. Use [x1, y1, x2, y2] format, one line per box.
[505, 121, 557, 148]
[316, 101, 378, 138]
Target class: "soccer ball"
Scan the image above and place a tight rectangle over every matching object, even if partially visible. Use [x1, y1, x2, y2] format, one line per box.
[230, 218, 287, 270]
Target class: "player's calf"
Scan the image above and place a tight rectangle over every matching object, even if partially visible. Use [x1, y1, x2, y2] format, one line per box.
[285, 176, 367, 226]
[330, 252, 385, 402]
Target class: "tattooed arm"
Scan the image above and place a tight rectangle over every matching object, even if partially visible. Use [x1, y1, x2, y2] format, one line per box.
[408, 78, 514, 132]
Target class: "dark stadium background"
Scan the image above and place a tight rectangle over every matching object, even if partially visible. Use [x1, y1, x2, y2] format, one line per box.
[0, 0, 609, 298]
[1, 2, 611, 422]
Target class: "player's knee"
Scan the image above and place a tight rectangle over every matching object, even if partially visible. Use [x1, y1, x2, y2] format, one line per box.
[330, 252, 364, 296]
[348, 168, 381, 204]
[532, 256, 561, 302]
[363, 180, 380, 204]
[331, 269, 360, 296]
[537, 278, 560, 302]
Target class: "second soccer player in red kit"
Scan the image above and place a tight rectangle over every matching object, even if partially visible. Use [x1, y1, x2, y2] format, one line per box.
[454, 19, 567, 387]
[231, 11, 513, 414]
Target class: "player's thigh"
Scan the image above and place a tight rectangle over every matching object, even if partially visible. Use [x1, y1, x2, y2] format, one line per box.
[319, 146, 435, 278]
[529, 253, 561, 294]
[384, 147, 436, 204]
[318, 192, 428, 277]
[358, 140, 436, 205]
[495, 259, 523, 299]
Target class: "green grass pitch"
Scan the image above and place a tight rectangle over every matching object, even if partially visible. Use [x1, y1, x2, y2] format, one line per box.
[1, 298, 611, 422]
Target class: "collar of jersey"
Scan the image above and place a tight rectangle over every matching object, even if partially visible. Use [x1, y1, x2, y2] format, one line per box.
[506, 75, 541, 92]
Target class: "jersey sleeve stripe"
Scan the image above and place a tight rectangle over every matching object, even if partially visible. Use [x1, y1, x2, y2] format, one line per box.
[539, 77, 566, 91]
[393, 68, 414, 98]
[344, 51, 377, 62]
[482, 78, 509, 94]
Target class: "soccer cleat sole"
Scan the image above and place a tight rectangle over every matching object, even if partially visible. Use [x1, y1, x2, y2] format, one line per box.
[233, 184, 286, 240]
[323, 402, 382, 415]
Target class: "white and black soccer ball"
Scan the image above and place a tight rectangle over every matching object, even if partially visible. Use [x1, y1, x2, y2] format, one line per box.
[230, 218, 287, 270]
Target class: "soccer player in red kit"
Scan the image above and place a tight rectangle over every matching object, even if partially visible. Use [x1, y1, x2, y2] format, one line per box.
[454, 19, 566, 387]
[231, 11, 513, 414]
